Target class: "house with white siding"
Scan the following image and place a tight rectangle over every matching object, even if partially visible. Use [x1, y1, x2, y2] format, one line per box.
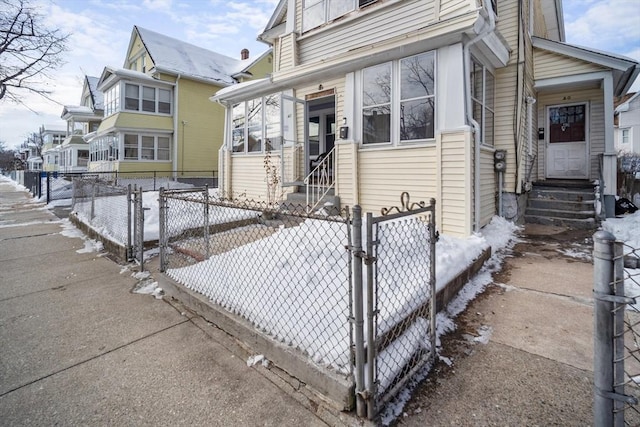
[211, 0, 639, 236]
[615, 92, 640, 155]
[59, 76, 103, 173]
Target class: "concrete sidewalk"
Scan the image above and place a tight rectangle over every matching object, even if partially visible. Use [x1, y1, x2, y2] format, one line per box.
[0, 180, 334, 426]
[398, 224, 603, 426]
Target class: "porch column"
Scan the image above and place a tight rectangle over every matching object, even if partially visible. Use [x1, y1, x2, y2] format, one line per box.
[602, 72, 616, 218]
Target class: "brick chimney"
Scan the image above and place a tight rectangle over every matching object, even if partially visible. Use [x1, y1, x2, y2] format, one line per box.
[241, 48, 249, 60]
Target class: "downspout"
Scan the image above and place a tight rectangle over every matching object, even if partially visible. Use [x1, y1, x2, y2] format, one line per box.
[463, 1, 495, 232]
[173, 74, 181, 180]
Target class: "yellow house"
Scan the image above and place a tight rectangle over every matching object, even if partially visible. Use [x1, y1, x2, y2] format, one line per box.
[88, 26, 273, 181]
[211, 0, 639, 236]
[59, 76, 103, 173]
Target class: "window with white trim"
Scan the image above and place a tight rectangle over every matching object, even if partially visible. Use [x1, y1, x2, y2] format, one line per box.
[123, 134, 172, 161]
[362, 51, 435, 145]
[302, 0, 378, 32]
[470, 57, 495, 146]
[232, 94, 282, 154]
[104, 82, 172, 117]
[622, 128, 630, 144]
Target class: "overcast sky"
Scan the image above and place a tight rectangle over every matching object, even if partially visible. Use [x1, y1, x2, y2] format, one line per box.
[1, 0, 639, 150]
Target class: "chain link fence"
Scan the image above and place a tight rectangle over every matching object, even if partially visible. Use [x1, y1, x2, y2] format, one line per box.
[594, 231, 640, 426]
[160, 189, 354, 373]
[159, 189, 437, 421]
[71, 177, 144, 267]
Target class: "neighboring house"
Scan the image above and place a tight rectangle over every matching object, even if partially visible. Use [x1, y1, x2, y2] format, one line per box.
[615, 92, 640, 154]
[40, 125, 67, 172]
[211, 0, 639, 237]
[59, 76, 104, 173]
[20, 145, 41, 171]
[87, 25, 273, 178]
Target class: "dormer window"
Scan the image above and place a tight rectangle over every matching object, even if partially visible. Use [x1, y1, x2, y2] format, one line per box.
[302, 0, 379, 32]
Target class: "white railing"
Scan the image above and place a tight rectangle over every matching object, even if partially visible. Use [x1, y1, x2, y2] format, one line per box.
[304, 147, 336, 213]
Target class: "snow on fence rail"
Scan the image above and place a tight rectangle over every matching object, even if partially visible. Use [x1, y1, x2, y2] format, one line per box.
[158, 189, 438, 420]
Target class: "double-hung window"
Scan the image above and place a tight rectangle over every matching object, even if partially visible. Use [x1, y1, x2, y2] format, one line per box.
[622, 128, 630, 145]
[232, 94, 282, 154]
[302, 0, 378, 32]
[471, 58, 495, 146]
[123, 134, 172, 161]
[362, 51, 436, 145]
[123, 83, 172, 114]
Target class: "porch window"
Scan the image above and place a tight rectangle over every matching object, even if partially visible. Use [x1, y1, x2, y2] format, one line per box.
[123, 83, 172, 115]
[362, 51, 435, 145]
[125, 84, 139, 111]
[124, 134, 139, 159]
[123, 134, 172, 161]
[247, 98, 263, 152]
[142, 86, 156, 112]
[471, 58, 495, 146]
[231, 94, 282, 154]
[549, 104, 586, 143]
[232, 103, 245, 153]
[104, 84, 120, 117]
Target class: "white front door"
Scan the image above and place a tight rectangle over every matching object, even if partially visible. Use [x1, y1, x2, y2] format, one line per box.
[546, 103, 589, 179]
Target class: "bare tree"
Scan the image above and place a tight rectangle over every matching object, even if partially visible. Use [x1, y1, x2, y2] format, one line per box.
[0, 140, 20, 170]
[0, 0, 69, 103]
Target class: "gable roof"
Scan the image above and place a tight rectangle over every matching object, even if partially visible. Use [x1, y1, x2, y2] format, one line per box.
[86, 76, 103, 110]
[616, 92, 640, 114]
[131, 26, 261, 86]
[533, 37, 640, 96]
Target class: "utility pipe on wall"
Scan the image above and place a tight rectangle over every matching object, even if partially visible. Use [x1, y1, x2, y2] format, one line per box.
[463, 1, 496, 232]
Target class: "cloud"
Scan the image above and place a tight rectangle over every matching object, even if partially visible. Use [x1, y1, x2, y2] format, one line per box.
[564, 0, 640, 54]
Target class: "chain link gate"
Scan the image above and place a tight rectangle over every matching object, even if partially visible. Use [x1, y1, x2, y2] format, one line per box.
[352, 193, 438, 419]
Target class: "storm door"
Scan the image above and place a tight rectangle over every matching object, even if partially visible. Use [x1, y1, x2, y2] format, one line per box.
[546, 103, 589, 179]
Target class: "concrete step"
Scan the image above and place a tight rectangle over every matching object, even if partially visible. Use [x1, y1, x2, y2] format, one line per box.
[524, 215, 597, 230]
[525, 207, 595, 220]
[527, 198, 595, 212]
[529, 189, 595, 203]
[284, 190, 340, 214]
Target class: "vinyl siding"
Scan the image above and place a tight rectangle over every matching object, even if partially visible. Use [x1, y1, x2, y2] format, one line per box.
[278, 33, 297, 72]
[534, 50, 607, 80]
[230, 155, 271, 200]
[479, 147, 495, 227]
[177, 78, 226, 172]
[440, 0, 471, 18]
[536, 89, 604, 180]
[298, 1, 439, 65]
[358, 145, 437, 216]
[439, 131, 472, 236]
[336, 142, 356, 206]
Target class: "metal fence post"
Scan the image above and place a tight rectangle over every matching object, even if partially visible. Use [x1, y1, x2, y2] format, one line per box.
[365, 212, 376, 419]
[159, 188, 167, 272]
[613, 239, 626, 427]
[594, 230, 616, 426]
[127, 184, 132, 261]
[352, 205, 366, 418]
[204, 185, 210, 258]
[429, 199, 438, 362]
[133, 184, 138, 264]
[46, 172, 51, 204]
[90, 180, 96, 220]
[138, 186, 146, 272]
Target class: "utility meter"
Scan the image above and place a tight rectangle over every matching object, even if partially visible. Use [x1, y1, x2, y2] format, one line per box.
[494, 150, 507, 172]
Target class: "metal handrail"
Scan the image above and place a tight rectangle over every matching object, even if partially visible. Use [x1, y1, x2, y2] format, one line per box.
[304, 147, 336, 213]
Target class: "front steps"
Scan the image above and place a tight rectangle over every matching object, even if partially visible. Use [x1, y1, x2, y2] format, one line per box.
[525, 180, 598, 229]
[284, 187, 340, 214]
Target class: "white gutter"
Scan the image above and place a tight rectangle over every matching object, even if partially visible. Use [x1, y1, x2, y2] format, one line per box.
[463, 2, 496, 232]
